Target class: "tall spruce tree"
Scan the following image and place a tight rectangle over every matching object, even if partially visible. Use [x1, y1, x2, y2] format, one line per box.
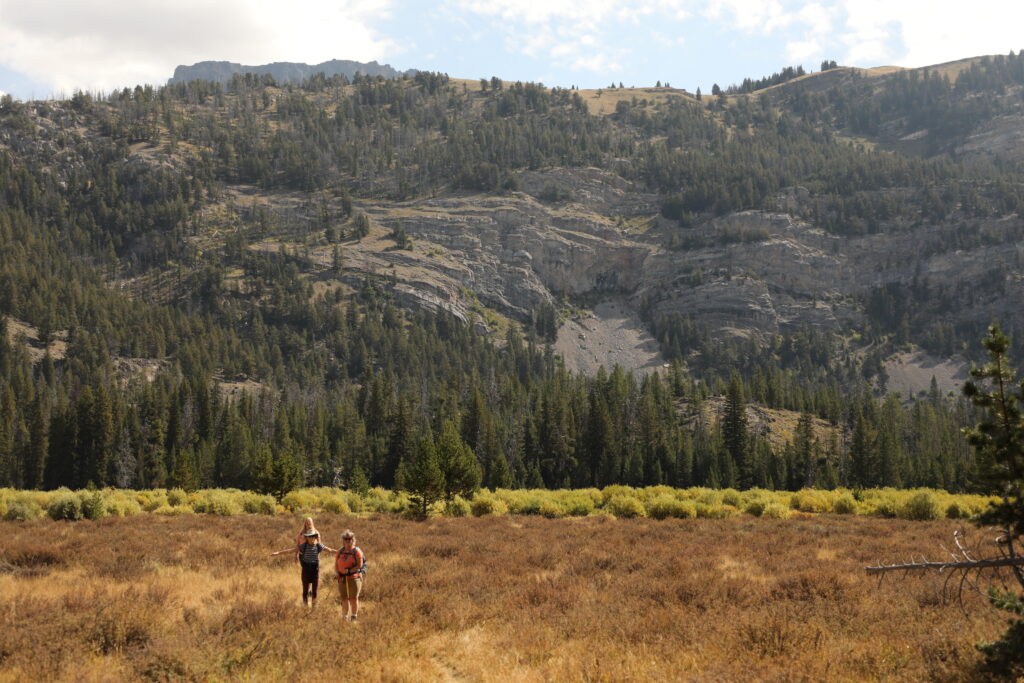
[397, 437, 444, 519]
[962, 325, 1024, 678]
[722, 372, 749, 487]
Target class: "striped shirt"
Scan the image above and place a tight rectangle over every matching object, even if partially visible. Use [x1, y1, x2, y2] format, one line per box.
[298, 541, 324, 566]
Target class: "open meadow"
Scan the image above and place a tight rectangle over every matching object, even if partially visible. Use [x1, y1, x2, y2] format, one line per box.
[0, 512, 1009, 682]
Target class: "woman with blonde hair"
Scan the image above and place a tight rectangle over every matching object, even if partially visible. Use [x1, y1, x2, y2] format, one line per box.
[271, 528, 338, 609]
[295, 518, 318, 552]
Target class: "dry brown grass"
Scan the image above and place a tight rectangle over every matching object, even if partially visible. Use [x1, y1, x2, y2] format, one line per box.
[578, 87, 692, 116]
[0, 514, 1004, 681]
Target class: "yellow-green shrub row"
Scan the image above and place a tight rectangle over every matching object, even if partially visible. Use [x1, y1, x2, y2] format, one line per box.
[0, 486, 999, 522]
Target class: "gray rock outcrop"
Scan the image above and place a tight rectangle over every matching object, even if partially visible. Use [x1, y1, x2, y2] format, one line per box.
[169, 59, 411, 85]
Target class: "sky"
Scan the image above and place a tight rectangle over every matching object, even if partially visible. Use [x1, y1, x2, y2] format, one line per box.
[1, 0, 1022, 100]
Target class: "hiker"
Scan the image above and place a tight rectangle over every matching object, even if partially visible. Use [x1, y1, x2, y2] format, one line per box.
[335, 529, 366, 621]
[294, 518, 319, 561]
[271, 529, 337, 609]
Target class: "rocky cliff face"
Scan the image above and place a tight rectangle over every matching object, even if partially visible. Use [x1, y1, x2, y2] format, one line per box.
[168, 59, 410, 85]
[245, 166, 1023, 371]
[365, 191, 650, 318]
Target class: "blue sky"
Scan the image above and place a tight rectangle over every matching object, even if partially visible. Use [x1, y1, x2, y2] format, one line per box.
[1, 0, 1021, 100]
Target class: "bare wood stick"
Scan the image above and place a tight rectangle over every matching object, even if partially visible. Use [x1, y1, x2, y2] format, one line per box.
[953, 530, 975, 562]
[865, 557, 1024, 574]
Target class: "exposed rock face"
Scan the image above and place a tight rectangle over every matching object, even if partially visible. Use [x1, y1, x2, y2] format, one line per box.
[367, 190, 649, 318]
[633, 206, 1024, 341]
[637, 211, 859, 338]
[238, 166, 1024, 373]
[168, 59, 410, 85]
[957, 114, 1024, 163]
[517, 167, 660, 216]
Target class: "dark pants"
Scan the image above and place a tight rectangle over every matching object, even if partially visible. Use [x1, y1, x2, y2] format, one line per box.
[301, 563, 319, 604]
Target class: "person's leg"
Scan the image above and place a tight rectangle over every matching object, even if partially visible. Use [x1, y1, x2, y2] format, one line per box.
[310, 568, 320, 610]
[301, 566, 312, 605]
[351, 577, 362, 618]
[338, 575, 350, 617]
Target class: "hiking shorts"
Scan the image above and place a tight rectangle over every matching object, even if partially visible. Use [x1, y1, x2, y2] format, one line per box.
[337, 574, 362, 599]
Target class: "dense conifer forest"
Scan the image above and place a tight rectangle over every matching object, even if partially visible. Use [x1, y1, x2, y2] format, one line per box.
[3, 54, 1024, 495]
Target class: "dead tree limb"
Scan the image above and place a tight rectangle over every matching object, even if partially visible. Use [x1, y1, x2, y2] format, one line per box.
[865, 528, 1024, 607]
[865, 557, 1024, 574]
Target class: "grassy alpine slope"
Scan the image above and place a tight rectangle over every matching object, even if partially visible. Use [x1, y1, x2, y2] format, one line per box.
[0, 513, 1006, 681]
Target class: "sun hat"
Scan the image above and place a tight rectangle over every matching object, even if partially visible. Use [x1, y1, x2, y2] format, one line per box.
[303, 530, 319, 537]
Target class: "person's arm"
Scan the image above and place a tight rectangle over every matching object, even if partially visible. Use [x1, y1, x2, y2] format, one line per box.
[322, 545, 337, 553]
[270, 546, 299, 557]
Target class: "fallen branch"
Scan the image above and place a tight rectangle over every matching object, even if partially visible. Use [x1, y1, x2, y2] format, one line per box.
[865, 528, 1024, 613]
[865, 557, 1024, 574]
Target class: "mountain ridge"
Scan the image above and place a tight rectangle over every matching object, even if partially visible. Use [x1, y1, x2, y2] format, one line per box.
[168, 58, 413, 85]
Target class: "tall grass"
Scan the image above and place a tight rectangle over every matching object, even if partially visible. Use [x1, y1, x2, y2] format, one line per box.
[0, 514, 1007, 680]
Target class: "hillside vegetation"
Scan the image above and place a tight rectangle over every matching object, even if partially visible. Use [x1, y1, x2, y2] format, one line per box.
[0, 485, 995, 522]
[1, 55, 1024, 495]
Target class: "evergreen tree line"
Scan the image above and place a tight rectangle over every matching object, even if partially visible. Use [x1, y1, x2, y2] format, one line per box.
[725, 65, 807, 94]
[0, 290, 981, 496]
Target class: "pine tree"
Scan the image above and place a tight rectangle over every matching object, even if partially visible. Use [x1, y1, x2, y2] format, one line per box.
[397, 437, 444, 518]
[253, 445, 302, 500]
[586, 391, 615, 486]
[877, 394, 905, 487]
[486, 451, 512, 489]
[962, 325, 1024, 677]
[849, 411, 875, 487]
[963, 326, 1024, 531]
[722, 373, 749, 487]
[794, 412, 816, 487]
[435, 420, 482, 501]
[170, 446, 200, 491]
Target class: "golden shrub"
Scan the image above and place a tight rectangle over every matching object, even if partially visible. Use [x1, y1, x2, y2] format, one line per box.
[605, 495, 646, 519]
[469, 494, 508, 517]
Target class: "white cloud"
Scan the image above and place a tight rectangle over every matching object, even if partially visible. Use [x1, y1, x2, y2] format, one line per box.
[0, 0, 395, 95]
[838, 0, 1024, 68]
[450, 0, 688, 74]
[782, 2, 834, 64]
[786, 39, 820, 62]
[703, 0, 802, 34]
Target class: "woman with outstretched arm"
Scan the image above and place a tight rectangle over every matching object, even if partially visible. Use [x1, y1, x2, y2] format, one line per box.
[271, 529, 337, 609]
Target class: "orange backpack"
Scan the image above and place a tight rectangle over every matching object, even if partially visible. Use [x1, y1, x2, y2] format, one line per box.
[336, 546, 366, 576]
